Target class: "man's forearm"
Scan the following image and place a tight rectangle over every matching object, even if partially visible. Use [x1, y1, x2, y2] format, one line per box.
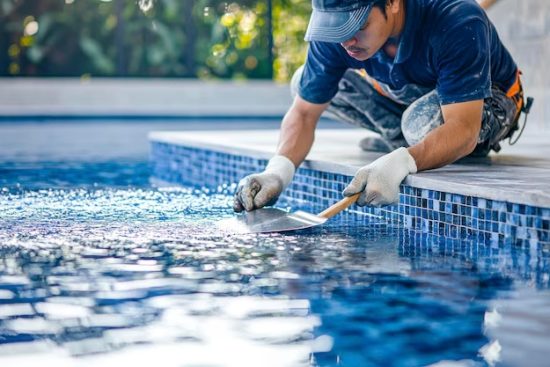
[275, 97, 328, 167]
[408, 99, 483, 171]
[277, 114, 315, 166]
[408, 120, 478, 171]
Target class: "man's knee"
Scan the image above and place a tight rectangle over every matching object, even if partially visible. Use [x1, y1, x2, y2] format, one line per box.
[401, 90, 443, 146]
[290, 65, 305, 99]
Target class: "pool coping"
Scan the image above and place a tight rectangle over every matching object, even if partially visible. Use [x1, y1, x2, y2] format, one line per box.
[149, 130, 550, 209]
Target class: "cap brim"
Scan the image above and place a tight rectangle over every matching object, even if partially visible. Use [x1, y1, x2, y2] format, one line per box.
[305, 5, 372, 43]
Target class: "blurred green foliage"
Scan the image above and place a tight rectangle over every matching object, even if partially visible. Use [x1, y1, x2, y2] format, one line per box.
[0, 0, 311, 81]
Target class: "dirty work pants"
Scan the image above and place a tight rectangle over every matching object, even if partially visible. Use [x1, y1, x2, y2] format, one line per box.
[291, 66, 523, 155]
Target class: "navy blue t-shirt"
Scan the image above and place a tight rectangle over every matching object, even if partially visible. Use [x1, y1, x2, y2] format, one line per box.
[298, 0, 517, 106]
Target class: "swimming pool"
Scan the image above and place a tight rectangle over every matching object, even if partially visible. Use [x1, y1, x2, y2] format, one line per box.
[1, 121, 549, 367]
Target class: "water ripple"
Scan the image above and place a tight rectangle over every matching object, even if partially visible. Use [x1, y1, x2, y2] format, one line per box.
[0, 185, 549, 366]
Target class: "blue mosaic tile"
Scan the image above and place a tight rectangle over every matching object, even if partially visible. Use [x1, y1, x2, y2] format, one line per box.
[150, 142, 550, 247]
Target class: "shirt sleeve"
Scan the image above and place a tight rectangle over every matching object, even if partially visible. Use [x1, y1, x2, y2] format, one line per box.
[434, 19, 492, 105]
[298, 41, 349, 104]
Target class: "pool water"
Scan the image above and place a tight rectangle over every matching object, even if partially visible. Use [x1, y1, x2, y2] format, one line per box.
[1, 121, 549, 367]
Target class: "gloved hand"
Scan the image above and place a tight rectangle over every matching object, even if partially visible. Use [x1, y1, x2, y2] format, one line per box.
[343, 147, 417, 206]
[233, 155, 295, 212]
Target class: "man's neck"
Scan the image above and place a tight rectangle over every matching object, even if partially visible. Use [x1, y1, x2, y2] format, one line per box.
[390, 0, 406, 38]
[384, 0, 406, 59]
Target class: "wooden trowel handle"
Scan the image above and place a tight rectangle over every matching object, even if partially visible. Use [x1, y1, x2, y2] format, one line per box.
[318, 193, 361, 219]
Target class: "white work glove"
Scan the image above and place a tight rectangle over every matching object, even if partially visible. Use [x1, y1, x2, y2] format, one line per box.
[343, 147, 417, 206]
[233, 155, 295, 212]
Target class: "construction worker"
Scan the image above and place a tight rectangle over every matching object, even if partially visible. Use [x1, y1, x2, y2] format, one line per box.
[234, 0, 531, 212]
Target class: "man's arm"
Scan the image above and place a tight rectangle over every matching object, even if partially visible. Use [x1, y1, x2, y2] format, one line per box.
[276, 95, 329, 166]
[343, 99, 483, 207]
[233, 95, 328, 212]
[408, 99, 483, 171]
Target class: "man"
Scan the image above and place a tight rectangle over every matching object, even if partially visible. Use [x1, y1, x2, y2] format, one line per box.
[233, 0, 531, 212]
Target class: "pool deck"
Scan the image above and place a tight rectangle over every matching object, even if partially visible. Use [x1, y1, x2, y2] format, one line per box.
[150, 126, 550, 208]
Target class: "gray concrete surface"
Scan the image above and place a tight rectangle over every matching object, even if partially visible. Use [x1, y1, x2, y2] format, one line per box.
[150, 127, 550, 207]
[0, 78, 292, 117]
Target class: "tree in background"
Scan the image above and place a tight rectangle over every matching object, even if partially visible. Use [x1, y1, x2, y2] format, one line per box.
[272, 0, 310, 81]
[0, 0, 311, 81]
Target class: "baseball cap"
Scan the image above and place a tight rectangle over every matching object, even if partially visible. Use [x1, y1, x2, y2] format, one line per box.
[305, 0, 374, 43]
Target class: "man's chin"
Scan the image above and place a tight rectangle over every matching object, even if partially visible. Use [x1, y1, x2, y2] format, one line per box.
[347, 50, 370, 61]
[352, 54, 370, 61]
[354, 54, 370, 61]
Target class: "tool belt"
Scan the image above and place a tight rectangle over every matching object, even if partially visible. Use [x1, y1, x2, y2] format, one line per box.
[490, 70, 534, 152]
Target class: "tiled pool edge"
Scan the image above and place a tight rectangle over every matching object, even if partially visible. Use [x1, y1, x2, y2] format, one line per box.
[150, 141, 550, 246]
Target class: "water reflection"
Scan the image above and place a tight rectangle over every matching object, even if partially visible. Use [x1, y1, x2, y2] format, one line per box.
[1, 186, 549, 366]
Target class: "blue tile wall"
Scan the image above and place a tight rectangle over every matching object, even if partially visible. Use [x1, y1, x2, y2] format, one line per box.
[150, 142, 550, 247]
[399, 227, 550, 288]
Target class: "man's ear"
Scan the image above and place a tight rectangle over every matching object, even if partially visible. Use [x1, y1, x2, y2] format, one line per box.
[388, 0, 401, 15]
